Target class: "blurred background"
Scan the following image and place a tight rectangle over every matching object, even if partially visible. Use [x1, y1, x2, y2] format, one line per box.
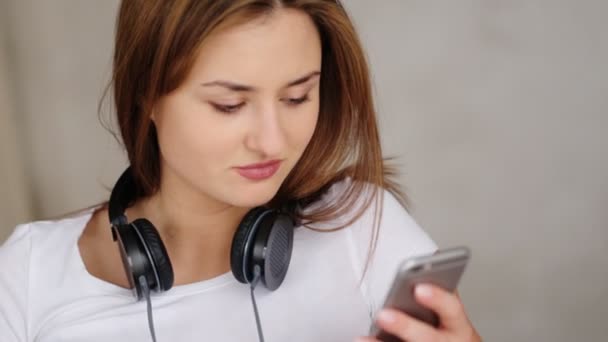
[1, 1, 606, 341]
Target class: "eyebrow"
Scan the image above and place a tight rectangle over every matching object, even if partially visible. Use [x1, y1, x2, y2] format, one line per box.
[201, 70, 321, 92]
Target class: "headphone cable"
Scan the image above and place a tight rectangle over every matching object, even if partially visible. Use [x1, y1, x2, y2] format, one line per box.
[139, 270, 264, 342]
[139, 276, 158, 342]
[250, 265, 265, 342]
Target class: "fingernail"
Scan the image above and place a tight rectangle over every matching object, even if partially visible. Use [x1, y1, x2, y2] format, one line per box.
[416, 284, 433, 299]
[377, 309, 396, 323]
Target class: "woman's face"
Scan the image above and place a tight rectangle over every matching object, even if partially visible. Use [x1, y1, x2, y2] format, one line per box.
[152, 8, 321, 208]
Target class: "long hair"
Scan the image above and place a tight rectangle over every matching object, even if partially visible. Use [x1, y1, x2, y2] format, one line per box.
[102, 0, 410, 280]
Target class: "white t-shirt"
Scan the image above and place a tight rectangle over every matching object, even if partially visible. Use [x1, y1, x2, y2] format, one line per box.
[0, 179, 437, 341]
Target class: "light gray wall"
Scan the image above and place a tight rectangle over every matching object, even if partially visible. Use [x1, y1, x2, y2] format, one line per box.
[348, 1, 608, 341]
[2, 0, 126, 223]
[0, 0, 32, 236]
[1, 1, 606, 341]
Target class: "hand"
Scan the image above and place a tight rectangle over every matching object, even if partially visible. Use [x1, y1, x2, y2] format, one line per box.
[356, 284, 481, 342]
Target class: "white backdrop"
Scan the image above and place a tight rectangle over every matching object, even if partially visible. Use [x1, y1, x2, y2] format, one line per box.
[1, 1, 607, 341]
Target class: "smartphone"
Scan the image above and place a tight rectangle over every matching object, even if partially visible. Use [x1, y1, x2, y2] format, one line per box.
[370, 246, 471, 342]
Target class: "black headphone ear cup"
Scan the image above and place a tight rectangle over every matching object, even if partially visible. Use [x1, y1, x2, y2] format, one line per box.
[231, 207, 269, 284]
[131, 218, 174, 291]
[112, 223, 150, 299]
[259, 213, 294, 291]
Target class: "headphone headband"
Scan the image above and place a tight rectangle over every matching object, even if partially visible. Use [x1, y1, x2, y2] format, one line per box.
[109, 166, 137, 227]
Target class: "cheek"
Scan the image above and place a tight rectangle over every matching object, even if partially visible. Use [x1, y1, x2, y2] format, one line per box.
[154, 98, 238, 174]
[289, 105, 319, 151]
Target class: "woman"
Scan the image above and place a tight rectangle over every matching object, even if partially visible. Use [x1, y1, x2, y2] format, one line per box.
[0, 1, 481, 341]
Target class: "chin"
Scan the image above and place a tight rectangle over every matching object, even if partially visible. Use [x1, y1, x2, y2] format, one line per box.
[228, 195, 276, 209]
[226, 184, 281, 208]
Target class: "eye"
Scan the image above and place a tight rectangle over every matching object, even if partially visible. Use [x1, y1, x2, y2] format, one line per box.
[210, 95, 310, 114]
[285, 95, 310, 106]
[211, 102, 245, 114]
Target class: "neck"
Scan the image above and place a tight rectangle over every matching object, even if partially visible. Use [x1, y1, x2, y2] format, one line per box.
[126, 170, 252, 283]
[142, 191, 248, 243]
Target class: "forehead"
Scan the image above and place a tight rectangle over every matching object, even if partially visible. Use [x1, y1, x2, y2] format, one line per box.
[186, 8, 323, 89]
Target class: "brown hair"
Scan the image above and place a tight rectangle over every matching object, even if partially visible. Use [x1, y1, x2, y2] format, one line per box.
[102, 0, 410, 279]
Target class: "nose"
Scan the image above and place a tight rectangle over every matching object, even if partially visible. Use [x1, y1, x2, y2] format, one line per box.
[244, 103, 287, 158]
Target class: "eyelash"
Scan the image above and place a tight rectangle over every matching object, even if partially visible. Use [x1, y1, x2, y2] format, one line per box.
[212, 95, 311, 114]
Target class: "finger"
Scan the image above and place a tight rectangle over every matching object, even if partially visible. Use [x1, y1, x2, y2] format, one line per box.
[374, 308, 441, 341]
[354, 337, 380, 342]
[414, 284, 468, 330]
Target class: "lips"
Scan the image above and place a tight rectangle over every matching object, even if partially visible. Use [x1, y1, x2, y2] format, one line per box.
[235, 159, 282, 180]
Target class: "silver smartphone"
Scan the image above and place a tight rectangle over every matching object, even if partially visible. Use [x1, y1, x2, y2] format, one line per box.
[370, 246, 471, 342]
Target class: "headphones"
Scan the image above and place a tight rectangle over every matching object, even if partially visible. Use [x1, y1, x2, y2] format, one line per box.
[108, 166, 297, 300]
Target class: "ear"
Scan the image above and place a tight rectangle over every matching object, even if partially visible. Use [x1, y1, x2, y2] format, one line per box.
[150, 109, 156, 122]
[150, 99, 162, 124]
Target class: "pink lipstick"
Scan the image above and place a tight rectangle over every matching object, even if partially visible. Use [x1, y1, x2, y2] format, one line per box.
[235, 159, 282, 180]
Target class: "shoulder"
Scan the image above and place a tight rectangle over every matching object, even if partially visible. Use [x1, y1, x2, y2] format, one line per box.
[1, 209, 94, 264]
[0, 209, 96, 291]
[0, 223, 32, 269]
[304, 176, 436, 252]
[0, 209, 97, 340]
[304, 177, 438, 311]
